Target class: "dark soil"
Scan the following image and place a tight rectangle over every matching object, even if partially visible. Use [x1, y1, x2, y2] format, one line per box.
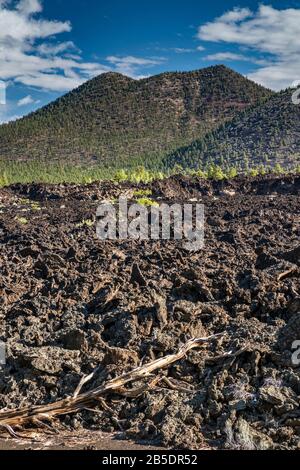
[1, 175, 300, 450]
[0, 430, 164, 451]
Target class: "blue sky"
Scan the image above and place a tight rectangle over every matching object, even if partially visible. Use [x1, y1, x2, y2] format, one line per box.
[1, 0, 300, 123]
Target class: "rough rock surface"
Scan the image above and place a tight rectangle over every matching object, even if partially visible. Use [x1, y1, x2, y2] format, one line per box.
[0, 174, 300, 449]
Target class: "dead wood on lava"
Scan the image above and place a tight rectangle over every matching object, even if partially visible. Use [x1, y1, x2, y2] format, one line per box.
[0, 334, 222, 431]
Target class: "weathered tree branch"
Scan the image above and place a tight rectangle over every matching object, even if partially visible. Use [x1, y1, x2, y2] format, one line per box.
[0, 334, 222, 429]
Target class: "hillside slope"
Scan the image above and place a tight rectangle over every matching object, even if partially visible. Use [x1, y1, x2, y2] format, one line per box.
[0, 66, 272, 167]
[165, 89, 300, 170]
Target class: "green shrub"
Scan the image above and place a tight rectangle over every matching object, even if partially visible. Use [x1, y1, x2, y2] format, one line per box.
[114, 169, 128, 182]
[274, 163, 285, 175]
[136, 198, 159, 207]
[226, 167, 238, 179]
[207, 164, 225, 180]
[133, 189, 153, 197]
[248, 167, 259, 177]
[15, 217, 28, 225]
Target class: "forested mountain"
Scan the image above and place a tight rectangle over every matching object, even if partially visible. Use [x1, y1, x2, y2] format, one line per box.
[165, 89, 300, 171]
[0, 66, 272, 167]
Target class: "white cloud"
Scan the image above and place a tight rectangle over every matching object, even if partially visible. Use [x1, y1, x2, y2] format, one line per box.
[17, 0, 42, 16]
[15, 73, 86, 91]
[17, 94, 34, 106]
[107, 56, 161, 67]
[0, 80, 5, 104]
[172, 48, 194, 53]
[37, 41, 80, 56]
[197, 5, 300, 90]
[0, 0, 161, 98]
[154, 45, 205, 54]
[204, 51, 269, 66]
[0, 0, 87, 91]
[0, 1, 71, 42]
[0, 114, 21, 124]
[0, 95, 22, 123]
[106, 56, 164, 78]
[218, 7, 252, 24]
[205, 52, 249, 62]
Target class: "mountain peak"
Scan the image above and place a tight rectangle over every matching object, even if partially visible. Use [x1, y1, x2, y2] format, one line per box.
[97, 71, 134, 81]
[0, 66, 273, 167]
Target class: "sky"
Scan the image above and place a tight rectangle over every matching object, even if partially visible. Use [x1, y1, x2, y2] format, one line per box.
[1, 0, 300, 123]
